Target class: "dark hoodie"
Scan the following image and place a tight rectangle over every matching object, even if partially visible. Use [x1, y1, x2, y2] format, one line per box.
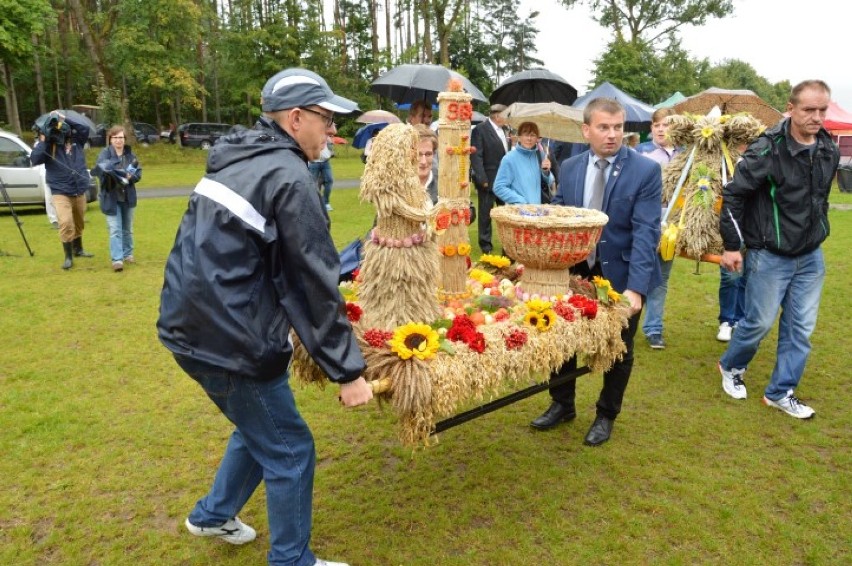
[157, 117, 365, 383]
[721, 118, 839, 257]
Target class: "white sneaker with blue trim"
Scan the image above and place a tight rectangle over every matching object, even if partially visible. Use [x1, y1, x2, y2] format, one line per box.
[719, 362, 747, 400]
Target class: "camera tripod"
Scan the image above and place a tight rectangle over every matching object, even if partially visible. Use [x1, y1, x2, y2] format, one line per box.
[0, 174, 35, 257]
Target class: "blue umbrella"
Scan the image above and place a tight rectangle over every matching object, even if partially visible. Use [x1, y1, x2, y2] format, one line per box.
[573, 82, 654, 131]
[353, 123, 389, 149]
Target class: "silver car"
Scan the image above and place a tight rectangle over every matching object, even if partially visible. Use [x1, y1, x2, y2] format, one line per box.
[0, 129, 97, 206]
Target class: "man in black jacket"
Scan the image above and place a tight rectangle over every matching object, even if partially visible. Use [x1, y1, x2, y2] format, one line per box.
[718, 80, 838, 419]
[470, 103, 510, 253]
[157, 68, 371, 566]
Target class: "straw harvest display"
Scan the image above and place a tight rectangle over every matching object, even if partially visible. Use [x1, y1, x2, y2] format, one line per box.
[661, 112, 765, 260]
[290, 84, 631, 446]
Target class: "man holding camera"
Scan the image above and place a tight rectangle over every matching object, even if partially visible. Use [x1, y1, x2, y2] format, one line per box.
[30, 111, 94, 269]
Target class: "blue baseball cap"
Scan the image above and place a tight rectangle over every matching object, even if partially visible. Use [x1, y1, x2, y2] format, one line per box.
[261, 68, 359, 114]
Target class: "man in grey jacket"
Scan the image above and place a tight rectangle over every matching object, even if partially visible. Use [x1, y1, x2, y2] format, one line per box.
[158, 68, 372, 566]
[718, 80, 838, 419]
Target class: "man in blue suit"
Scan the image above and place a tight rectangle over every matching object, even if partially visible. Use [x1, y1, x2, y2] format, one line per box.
[531, 98, 662, 446]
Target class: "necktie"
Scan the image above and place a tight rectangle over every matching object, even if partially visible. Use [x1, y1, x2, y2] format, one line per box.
[587, 158, 608, 267]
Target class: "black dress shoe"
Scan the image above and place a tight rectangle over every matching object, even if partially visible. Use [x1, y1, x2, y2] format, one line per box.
[530, 401, 576, 430]
[583, 415, 614, 446]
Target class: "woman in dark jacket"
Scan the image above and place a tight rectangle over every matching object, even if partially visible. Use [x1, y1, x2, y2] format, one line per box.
[92, 125, 142, 271]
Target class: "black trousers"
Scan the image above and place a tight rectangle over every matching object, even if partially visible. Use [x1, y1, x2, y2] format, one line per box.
[549, 261, 642, 420]
[476, 185, 502, 254]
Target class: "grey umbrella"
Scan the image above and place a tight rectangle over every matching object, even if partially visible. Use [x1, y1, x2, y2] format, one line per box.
[34, 109, 97, 141]
[490, 69, 578, 106]
[371, 64, 487, 105]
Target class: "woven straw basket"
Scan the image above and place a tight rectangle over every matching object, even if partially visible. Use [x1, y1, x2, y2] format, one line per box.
[491, 205, 608, 296]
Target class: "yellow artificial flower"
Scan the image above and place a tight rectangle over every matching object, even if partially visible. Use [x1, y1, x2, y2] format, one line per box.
[697, 177, 711, 190]
[607, 289, 622, 303]
[523, 311, 541, 328]
[701, 126, 715, 139]
[457, 243, 472, 256]
[537, 310, 557, 331]
[525, 298, 552, 313]
[389, 323, 441, 361]
[469, 268, 495, 284]
[592, 276, 612, 292]
[443, 245, 457, 257]
[480, 254, 511, 268]
[719, 115, 730, 124]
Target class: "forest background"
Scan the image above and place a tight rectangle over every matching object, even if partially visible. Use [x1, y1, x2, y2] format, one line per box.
[2, 0, 790, 140]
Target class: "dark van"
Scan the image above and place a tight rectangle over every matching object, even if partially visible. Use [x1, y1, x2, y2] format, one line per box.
[178, 123, 231, 149]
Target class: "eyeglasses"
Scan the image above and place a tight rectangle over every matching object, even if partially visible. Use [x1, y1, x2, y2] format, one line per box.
[418, 151, 434, 159]
[111, 136, 125, 140]
[300, 107, 335, 128]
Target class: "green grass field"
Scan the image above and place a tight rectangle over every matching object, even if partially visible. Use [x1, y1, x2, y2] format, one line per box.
[1, 181, 850, 564]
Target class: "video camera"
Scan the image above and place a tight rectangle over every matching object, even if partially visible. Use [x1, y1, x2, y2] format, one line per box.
[33, 112, 71, 146]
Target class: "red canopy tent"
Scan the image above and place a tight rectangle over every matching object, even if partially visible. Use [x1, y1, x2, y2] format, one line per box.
[824, 100, 852, 132]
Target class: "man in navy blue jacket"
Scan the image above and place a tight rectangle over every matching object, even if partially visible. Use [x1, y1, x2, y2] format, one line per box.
[531, 98, 662, 446]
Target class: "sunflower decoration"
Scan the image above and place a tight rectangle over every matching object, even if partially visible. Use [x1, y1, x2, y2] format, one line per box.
[389, 322, 441, 361]
[523, 298, 557, 331]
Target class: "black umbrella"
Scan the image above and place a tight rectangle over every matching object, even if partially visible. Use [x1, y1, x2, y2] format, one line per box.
[371, 64, 487, 105]
[490, 69, 578, 106]
[34, 109, 97, 143]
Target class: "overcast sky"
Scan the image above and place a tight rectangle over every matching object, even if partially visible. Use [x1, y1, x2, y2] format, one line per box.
[518, 0, 852, 111]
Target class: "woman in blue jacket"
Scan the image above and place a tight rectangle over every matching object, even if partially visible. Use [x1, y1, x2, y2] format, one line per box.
[92, 125, 141, 272]
[492, 121, 554, 204]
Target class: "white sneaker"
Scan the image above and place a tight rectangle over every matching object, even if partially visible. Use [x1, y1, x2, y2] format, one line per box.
[763, 390, 815, 419]
[719, 362, 747, 399]
[315, 560, 350, 566]
[717, 322, 733, 342]
[185, 517, 256, 545]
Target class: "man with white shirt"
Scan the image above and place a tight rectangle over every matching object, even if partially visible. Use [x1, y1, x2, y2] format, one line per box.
[471, 103, 510, 253]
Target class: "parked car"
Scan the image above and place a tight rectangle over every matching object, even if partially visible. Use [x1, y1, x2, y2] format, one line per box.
[178, 122, 231, 149]
[0, 129, 97, 206]
[133, 122, 159, 145]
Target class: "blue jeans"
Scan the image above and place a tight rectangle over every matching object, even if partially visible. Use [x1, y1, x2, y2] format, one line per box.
[719, 248, 825, 401]
[642, 257, 673, 336]
[105, 202, 134, 262]
[175, 356, 317, 566]
[718, 265, 747, 324]
[308, 160, 333, 205]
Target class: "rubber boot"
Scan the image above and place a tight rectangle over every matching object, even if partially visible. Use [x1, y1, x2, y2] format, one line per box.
[73, 236, 94, 258]
[62, 242, 74, 270]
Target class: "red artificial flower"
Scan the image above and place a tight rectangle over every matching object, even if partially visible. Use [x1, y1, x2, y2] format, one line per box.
[346, 302, 363, 323]
[352, 268, 360, 280]
[364, 328, 394, 348]
[435, 213, 451, 231]
[568, 295, 598, 319]
[468, 332, 486, 353]
[554, 301, 575, 322]
[504, 329, 528, 350]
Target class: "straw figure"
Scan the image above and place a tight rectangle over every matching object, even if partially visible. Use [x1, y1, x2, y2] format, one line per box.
[662, 112, 764, 259]
[358, 123, 442, 329]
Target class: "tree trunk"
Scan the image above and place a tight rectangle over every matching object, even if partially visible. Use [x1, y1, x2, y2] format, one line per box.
[1, 62, 22, 135]
[370, 0, 379, 79]
[32, 35, 46, 115]
[67, 0, 113, 87]
[421, 0, 433, 63]
[385, 0, 392, 63]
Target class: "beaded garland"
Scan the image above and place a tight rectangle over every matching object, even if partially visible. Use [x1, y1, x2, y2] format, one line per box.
[369, 228, 427, 248]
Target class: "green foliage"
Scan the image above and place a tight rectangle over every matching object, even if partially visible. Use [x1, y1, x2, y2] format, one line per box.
[559, 0, 733, 43]
[0, 0, 54, 65]
[94, 79, 123, 127]
[698, 58, 790, 110]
